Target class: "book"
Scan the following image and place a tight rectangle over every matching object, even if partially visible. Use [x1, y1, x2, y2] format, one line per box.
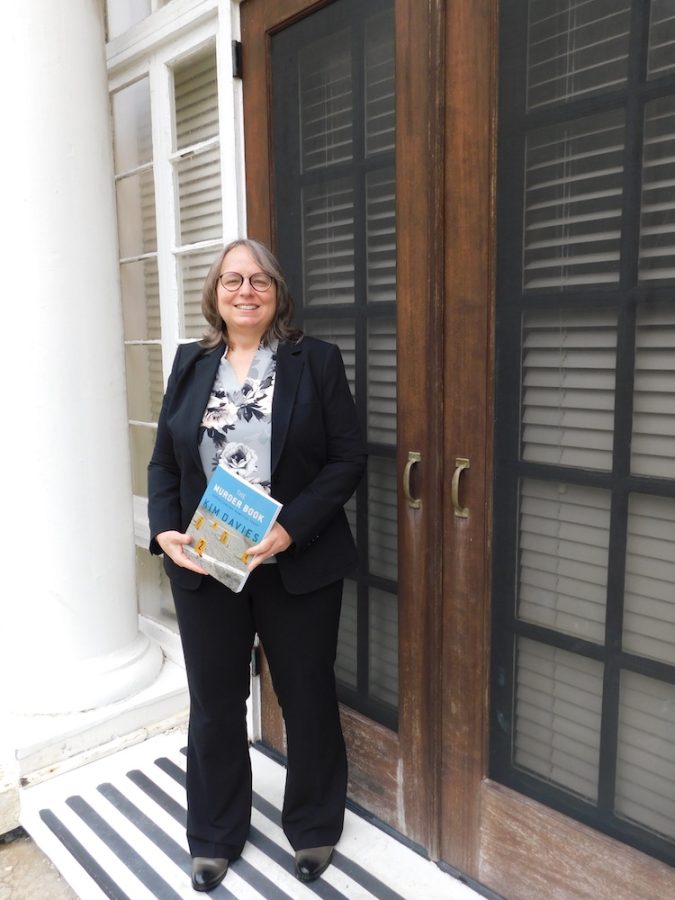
[183, 462, 282, 592]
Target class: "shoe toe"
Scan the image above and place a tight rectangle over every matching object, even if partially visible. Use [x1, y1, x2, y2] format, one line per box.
[191, 857, 229, 892]
[294, 846, 334, 882]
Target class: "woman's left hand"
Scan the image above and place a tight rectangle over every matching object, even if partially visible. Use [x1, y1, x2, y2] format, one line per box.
[247, 522, 293, 571]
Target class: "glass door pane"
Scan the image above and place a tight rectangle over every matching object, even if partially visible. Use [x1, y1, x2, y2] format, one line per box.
[271, 0, 398, 728]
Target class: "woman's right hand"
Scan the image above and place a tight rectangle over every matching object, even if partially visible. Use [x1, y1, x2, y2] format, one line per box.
[155, 531, 208, 575]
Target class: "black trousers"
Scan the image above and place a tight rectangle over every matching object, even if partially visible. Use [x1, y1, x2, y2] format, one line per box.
[171, 564, 347, 859]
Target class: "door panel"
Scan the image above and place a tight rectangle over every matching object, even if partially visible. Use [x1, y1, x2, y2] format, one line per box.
[270, 0, 399, 731]
[438, 0, 496, 873]
[490, 0, 675, 881]
[241, 0, 443, 847]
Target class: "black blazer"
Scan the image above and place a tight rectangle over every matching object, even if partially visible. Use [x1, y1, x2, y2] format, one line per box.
[147, 336, 366, 594]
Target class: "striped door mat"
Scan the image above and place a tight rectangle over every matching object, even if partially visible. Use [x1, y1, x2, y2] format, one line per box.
[20, 729, 481, 899]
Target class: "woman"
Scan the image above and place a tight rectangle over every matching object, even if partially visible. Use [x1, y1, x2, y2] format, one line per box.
[148, 239, 366, 892]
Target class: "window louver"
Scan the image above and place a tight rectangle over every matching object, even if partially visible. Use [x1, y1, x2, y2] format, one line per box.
[521, 309, 617, 470]
[367, 317, 396, 445]
[300, 29, 353, 172]
[647, 0, 675, 79]
[172, 46, 222, 335]
[518, 479, 610, 643]
[303, 319, 356, 394]
[368, 456, 398, 582]
[369, 587, 399, 708]
[514, 636, 604, 801]
[302, 179, 355, 306]
[176, 145, 222, 245]
[527, 0, 630, 111]
[616, 671, 675, 840]
[638, 96, 675, 282]
[622, 493, 675, 665]
[179, 248, 218, 340]
[631, 304, 675, 478]
[524, 110, 625, 289]
[365, 11, 395, 154]
[367, 168, 396, 302]
[336, 579, 358, 689]
[174, 49, 220, 148]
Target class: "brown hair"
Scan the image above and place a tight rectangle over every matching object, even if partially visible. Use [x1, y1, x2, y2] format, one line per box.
[200, 238, 303, 348]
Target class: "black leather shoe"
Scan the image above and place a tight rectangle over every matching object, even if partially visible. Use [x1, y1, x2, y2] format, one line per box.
[191, 857, 229, 892]
[294, 845, 334, 882]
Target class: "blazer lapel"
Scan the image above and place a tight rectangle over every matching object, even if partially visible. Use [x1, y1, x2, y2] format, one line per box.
[271, 340, 304, 475]
[185, 343, 224, 473]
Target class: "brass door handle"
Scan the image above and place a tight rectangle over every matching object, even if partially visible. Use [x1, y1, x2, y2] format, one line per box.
[452, 457, 470, 517]
[403, 451, 421, 509]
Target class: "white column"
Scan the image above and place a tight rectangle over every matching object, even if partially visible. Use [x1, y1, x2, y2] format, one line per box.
[0, 1, 162, 713]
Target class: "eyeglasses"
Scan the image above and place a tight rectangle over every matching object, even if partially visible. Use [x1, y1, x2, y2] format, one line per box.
[218, 271, 274, 292]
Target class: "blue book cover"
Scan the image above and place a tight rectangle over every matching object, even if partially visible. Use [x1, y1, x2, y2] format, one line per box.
[183, 462, 282, 592]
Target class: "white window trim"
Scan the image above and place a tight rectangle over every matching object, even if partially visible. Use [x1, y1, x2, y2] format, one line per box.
[109, 2, 247, 549]
[107, 0, 220, 75]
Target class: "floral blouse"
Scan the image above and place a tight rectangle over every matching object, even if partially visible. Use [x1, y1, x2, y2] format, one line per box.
[197, 341, 277, 492]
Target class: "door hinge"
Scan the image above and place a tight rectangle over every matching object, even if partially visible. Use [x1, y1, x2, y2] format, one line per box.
[232, 40, 243, 79]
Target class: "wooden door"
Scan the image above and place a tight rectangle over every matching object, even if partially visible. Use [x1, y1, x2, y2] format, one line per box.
[242, 1, 675, 895]
[241, 0, 445, 852]
[437, 0, 496, 876]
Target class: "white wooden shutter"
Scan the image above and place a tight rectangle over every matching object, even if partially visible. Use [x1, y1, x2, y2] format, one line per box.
[302, 178, 355, 306]
[631, 304, 675, 478]
[638, 95, 675, 282]
[518, 479, 611, 643]
[515, 636, 604, 801]
[303, 319, 356, 393]
[524, 109, 625, 288]
[336, 579, 358, 690]
[178, 247, 221, 339]
[174, 48, 220, 149]
[365, 10, 395, 155]
[176, 146, 222, 245]
[368, 456, 398, 582]
[622, 493, 675, 665]
[172, 45, 222, 338]
[616, 671, 675, 840]
[369, 587, 399, 708]
[299, 29, 353, 171]
[521, 309, 617, 470]
[647, 0, 675, 79]
[367, 317, 397, 445]
[367, 168, 396, 303]
[526, 0, 630, 111]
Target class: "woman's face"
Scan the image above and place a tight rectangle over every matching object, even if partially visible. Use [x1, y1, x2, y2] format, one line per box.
[216, 245, 277, 340]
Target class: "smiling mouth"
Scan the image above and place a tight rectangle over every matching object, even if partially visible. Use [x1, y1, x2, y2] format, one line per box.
[235, 304, 259, 310]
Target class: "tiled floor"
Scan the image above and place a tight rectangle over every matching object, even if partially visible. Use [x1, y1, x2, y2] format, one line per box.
[20, 729, 484, 900]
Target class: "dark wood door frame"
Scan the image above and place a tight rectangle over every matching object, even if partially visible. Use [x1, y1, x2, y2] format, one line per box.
[394, 0, 446, 859]
[241, 0, 446, 856]
[439, 0, 497, 875]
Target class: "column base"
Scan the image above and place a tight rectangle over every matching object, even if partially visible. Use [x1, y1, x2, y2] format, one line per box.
[7, 633, 163, 716]
[0, 656, 188, 834]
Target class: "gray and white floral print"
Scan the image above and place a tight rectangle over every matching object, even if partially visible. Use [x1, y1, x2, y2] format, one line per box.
[198, 341, 277, 493]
